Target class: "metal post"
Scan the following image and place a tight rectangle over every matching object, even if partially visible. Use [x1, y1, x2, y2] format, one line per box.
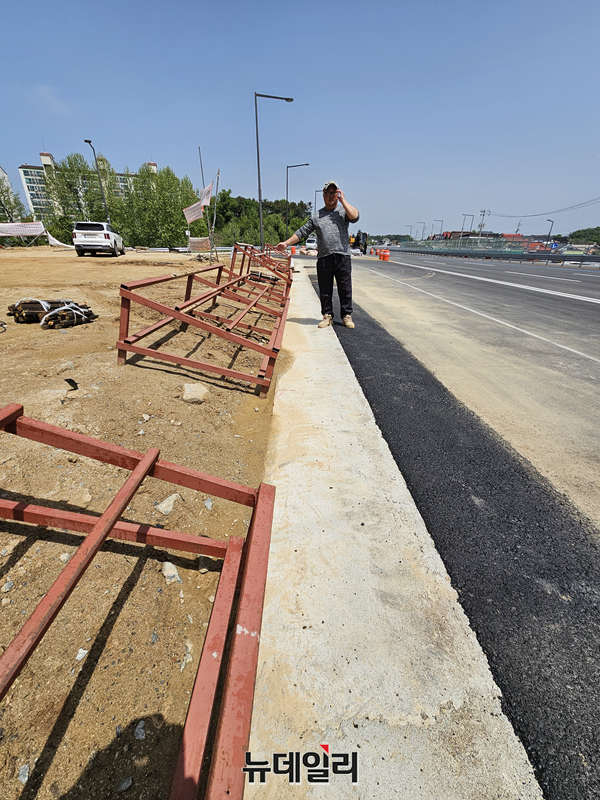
[286, 163, 309, 239]
[546, 219, 554, 264]
[315, 189, 323, 213]
[255, 93, 293, 250]
[84, 139, 109, 223]
[198, 145, 206, 187]
[209, 169, 220, 264]
[417, 222, 425, 241]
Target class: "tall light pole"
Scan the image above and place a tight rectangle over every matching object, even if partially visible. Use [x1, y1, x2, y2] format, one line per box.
[546, 219, 554, 255]
[255, 92, 293, 250]
[286, 163, 309, 239]
[84, 139, 109, 223]
[434, 219, 443, 239]
[405, 225, 412, 240]
[417, 222, 425, 241]
[314, 189, 323, 214]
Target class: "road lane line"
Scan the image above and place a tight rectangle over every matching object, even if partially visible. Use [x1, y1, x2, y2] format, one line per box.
[388, 259, 600, 304]
[363, 267, 600, 364]
[505, 271, 580, 282]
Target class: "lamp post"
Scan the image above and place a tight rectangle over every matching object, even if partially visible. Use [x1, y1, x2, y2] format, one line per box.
[546, 219, 554, 261]
[286, 163, 309, 239]
[314, 189, 323, 214]
[461, 214, 474, 245]
[434, 219, 443, 239]
[255, 92, 293, 250]
[417, 222, 425, 241]
[546, 219, 554, 249]
[84, 139, 109, 223]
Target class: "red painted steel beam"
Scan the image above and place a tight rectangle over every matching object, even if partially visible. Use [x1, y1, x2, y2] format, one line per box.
[205, 482, 276, 799]
[121, 273, 180, 291]
[0, 499, 229, 559]
[271, 297, 290, 353]
[175, 274, 246, 313]
[190, 309, 272, 336]
[234, 246, 292, 287]
[169, 536, 244, 800]
[225, 286, 270, 331]
[1, 410, 257, 506]
[0, 447, 160, 703]
[192, 275, 285, 318]
[119, 290, 276, 357]
[116, 342, 270, 389]
[0, 403, 23, 428]
[124, 314, 174, 345]
[120, 266, 226, 294]
[216, 287, 284, 320]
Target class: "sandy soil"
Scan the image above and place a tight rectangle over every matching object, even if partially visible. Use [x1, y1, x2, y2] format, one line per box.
[0, 246, 283, 799]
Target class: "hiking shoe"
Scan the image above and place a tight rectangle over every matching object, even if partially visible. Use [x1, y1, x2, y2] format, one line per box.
[342, 315, 355, 329]
[318, 314, 333, 328]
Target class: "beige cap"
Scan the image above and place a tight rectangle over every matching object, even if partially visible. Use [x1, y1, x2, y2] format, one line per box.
[323, 180, 338, 191]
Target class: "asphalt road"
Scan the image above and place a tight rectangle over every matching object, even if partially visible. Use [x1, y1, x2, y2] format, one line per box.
[350, 254, 600, 529]
[305, 255, 600, 800]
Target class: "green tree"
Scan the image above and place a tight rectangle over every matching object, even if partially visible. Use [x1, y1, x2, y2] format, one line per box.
[43, 152, 125, 241]
[209, 189, 309, 246]
[569, 226, 600, 244]
[118, 164, 208, 248]
[0, 176, 27, 224]
[0, 174, 29, 246]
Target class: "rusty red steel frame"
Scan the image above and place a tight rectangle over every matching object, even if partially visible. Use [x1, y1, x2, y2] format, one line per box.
[116, 243, 292, 397]
[0, 403, 275, 799]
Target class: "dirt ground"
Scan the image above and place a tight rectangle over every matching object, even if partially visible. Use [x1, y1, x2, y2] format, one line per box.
[0, 246, 285, 799]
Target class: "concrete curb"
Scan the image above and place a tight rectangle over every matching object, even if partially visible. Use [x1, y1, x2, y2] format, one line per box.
[246, 265, 542, 799]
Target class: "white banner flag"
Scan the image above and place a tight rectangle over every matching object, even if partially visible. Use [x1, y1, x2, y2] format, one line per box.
[183, 181, 213, 224]
[0, 221, 45, 237]
[199, 181, 213, 206]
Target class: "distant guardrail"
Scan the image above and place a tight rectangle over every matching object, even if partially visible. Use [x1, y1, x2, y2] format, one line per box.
[386, 242, 600, 266]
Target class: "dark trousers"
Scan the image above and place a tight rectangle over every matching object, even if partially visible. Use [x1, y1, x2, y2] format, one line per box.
[316, 253, 353, 318]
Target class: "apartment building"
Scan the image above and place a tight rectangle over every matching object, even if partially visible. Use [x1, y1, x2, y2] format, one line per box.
[18, 153, 158, 219]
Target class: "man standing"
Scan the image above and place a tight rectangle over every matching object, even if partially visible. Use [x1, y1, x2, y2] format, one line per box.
[276, 181, 359, 329]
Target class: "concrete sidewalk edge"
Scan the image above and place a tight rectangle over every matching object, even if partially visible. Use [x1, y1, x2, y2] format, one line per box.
[246, 265, 542, 799]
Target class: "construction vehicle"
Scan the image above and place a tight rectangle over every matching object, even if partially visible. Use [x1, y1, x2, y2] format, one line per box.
[350, 230, 368, 255]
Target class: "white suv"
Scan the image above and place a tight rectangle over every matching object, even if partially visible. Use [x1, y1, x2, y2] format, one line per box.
[72, 221, 125, 257]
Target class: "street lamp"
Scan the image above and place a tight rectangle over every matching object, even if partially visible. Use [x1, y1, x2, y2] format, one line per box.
[314, 189, 323, 214]
[405, 225, 412, 240]
[546, 219, 554, 260]
[461, 214, 474, 242]
[254, 92, 293, 250]
[434, 219, 443, 238]
[417, 222, 425, 241]
[286, 163, 309, 239]
[84, 139, 109, 223]
[546, 219, 554, 250]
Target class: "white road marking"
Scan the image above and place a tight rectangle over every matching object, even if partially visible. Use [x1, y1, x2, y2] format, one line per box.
[364, 268, 600, 364]
[389, 259, 600, 305]
[505, 271, 580, 283]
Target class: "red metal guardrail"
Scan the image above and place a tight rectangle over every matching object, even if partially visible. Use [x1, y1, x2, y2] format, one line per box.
[116, 244, 292, 397]
[0, 403, 275, 799]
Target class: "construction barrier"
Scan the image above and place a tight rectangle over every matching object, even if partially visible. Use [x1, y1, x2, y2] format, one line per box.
[116, 244, 292, 397]
[0, 403, 275, 800]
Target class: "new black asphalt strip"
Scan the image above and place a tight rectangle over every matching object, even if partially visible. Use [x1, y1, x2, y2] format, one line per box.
[313, 280, 600, 800]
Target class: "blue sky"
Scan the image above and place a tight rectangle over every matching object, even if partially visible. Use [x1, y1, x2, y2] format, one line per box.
[2, 0, 600, 236]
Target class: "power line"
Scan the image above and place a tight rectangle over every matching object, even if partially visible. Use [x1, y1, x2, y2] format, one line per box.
[490, 195, 600, 219]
